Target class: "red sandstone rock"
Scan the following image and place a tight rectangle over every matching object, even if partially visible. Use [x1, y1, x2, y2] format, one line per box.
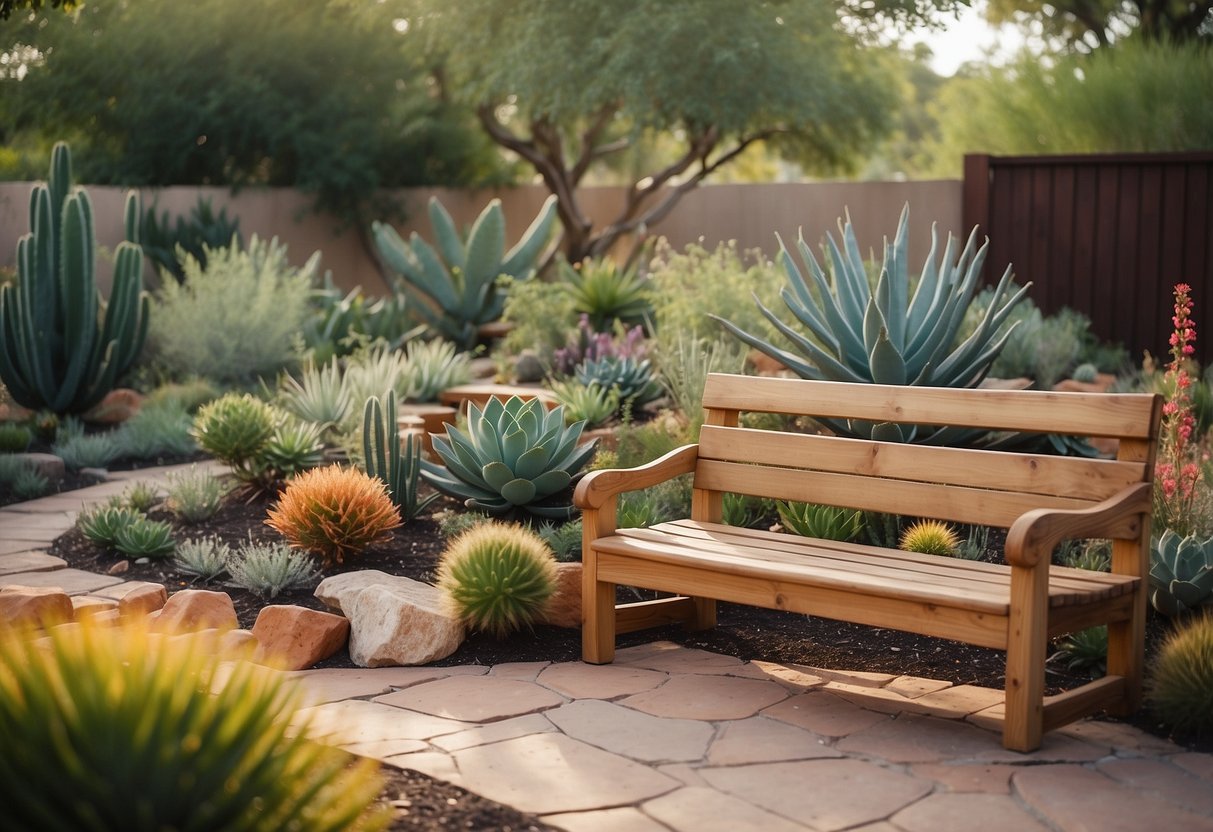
[542, 562, 583, 629]
[0, 585, 73, 630]
[83, 388, 144, 424]
[116, 582, 168, 619]
[252, 605, 350, 671]
[150, 589, 238, 634]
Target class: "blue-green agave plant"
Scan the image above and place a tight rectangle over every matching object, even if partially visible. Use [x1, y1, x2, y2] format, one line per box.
[372, 195, 557, 350]
[714, 205, 1031, 443]
[421, 396, 597, 519]
[1150, 529, 1213, 617]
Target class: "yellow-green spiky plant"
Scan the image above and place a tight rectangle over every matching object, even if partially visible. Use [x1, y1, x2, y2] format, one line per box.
[1148, 613, 1213, 739]
[437, 522, 558, 638]
[899, 519, 961, 556]
[0, 621, 389, 831]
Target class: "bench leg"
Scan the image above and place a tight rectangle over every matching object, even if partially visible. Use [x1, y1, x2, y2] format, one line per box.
[689, 597, 716, 630]
[1004, 564, 1048, 752]
[582, 575, 617, 664]
[1105, 540, 1147, 716]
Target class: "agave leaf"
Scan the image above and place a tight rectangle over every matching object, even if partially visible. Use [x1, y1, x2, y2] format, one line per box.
[867, 328, 907, 385]
[501, 195, 557, 277]
[711, 313, 821, 381]
[870, 422, 906, 442]
[500, 477, 538, 505]
[405, 235, 460, 312]
[885, 205, 910, 348]
[513, 445, 554, 481]
[427, 197, 466, 273]
[465, 496, 514, 515]
[462, 201, 505, 300]
[481, 460, 515, 491]
[755, 303, 867, 382]
[525, 503, 580, 520]
[432, 432, 490, 488]
[501, 426, 528, 469]
[529, 469, 572, 497]
[555, 435, 598, 475]
[822, 233, 866, 334]
[1171, 580, 1205, 607]
[789, 242, 860, 365]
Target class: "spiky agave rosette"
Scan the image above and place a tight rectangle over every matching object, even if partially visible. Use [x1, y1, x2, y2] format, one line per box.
[421, 396, 597, 519]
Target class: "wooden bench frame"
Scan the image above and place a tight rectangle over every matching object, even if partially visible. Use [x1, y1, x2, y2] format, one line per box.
[574, 374, 1161, 751]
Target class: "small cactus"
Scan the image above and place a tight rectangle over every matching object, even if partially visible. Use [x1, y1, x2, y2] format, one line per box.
[1071, 362, 1099, 383]
[899, 519, 961, 556]
[1148, 612, 1213, 738]
[437, 522, 558, 637]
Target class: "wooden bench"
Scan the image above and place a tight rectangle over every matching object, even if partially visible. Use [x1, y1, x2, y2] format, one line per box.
[574, 373, 1161, 751]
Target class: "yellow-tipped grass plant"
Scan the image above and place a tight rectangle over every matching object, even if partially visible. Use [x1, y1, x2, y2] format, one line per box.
[0, 620, 388, 831]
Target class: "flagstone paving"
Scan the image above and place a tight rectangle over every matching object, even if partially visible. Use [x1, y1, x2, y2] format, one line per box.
[4, 462, 1213, 831]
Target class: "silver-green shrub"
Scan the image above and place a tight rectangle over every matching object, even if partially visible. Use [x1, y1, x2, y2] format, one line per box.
[227, 540, 320, 599]
[148, 235, 316, 384]
[166, 465, 231, 523]
[115, 401, 198, 460]
[174, 536, 232, 581]
[53, 433, 122, 471]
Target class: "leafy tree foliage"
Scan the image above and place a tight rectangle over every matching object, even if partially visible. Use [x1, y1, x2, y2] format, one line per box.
[414, 0, 964, 263]
[986, 0, 1213, 49]
[917, 38, 1213, 175]
[0, 0, 75, 20]
[0, 0, 506, 224]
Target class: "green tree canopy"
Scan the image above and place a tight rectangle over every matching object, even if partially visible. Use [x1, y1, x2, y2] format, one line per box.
[986, 0, 1213, 49]
[0, 0, 76, 20]
[413, 0, 964, 262]
[917, 38, 1213, 175]
[1, 0, 507, 225]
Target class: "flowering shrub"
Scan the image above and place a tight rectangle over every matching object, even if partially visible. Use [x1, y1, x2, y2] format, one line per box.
[552, 314, 649, 377]
[1154, 284, 1211, 538]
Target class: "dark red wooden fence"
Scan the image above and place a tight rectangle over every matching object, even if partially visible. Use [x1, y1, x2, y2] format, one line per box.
[963, 152, 1213, 367]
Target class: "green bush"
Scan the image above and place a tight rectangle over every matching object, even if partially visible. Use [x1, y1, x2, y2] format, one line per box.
[141, 196, 242, 284]
[500, 275, 579, 367]
[1148, 613, 1213, 739]
[537, 518, 583, 562]
[437, 522, 558, 637]
[0, 621, 389, 830]
[0, 423, 31, 453]
[1052, 625, 1107, 676]
[114, 401, 197, 460]
[52, 432, 122, 471]
[192, 393, 278, 471]
[559, 257, 652, 331]
[143, 379, 222, 413]
[148, 235, 315, 384]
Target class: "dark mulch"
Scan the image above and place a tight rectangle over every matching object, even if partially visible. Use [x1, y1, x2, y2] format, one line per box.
[372, 766, 559, 832]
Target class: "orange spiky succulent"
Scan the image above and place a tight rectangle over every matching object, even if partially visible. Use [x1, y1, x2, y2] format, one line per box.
[266, 465, 401, 564]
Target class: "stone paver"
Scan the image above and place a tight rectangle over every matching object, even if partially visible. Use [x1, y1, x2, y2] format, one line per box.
[702, 759, 932, 832]
[891, 793, 1052, 832]
[547, 699, 713, 763]
[296, 699, 470, 746]
[885, 675, 954, 699]
[544, 806, 670, 832]
[620, 673, 787, 720]
[762, 691, 889, 737]
[0, 508, 77, 529]
[748, 660, 828, 692]
[488, 661, 550, 680]
[375, 675, 565, 722]
[0, 538, 51, 555]
[1013, 764, 1213, 831]
[383, 751, 466, 788]
[642, 786, 810, 832]
[290, 666, 489, 705]
[1096, 757, 1213, 816]
[536, 661, 667, 699]
[1173, 753, 1213, 783]
[910, 763, 1017, 794]
[452, 733, 679, 814]
[431, 713, 556, 752]
[0, 551, 66, 574]
[836, 714, 1019, 763]
[707, 716, 840, 765]
[0, 568, 123, 595]
[615, 641, 765, 677]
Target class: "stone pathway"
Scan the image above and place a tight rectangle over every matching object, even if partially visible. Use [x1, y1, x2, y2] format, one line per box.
[4, 464, 1213, 831]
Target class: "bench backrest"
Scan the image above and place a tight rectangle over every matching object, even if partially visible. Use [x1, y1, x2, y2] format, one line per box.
[693, 374, 1162, 528]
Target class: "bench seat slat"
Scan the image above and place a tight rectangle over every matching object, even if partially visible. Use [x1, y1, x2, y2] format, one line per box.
[702, 374, 1158, 439]
[593, 526, 1136, 617]
[637, 521, 1134, 602]
[698, 426, 1145, 502]
[694, 460, 1092, 528]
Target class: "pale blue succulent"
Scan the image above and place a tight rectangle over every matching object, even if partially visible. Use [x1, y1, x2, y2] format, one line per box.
[1150, 529, 1213, 617]
[421, 396, 597, 519]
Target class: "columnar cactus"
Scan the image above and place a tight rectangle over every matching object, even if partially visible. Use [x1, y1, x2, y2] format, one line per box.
[0, 142, 149, 414]
[372, 195, 557, 349]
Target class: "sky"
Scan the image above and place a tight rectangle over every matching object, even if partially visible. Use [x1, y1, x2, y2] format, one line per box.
[910, 1, 1028, 75]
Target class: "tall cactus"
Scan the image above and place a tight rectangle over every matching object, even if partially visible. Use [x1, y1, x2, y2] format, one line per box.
[0, 142, 149, 414]
[372, 195, 557, 349]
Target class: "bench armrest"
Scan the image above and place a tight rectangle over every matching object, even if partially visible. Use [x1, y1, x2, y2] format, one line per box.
[574, 444, 699, 510]
[1004, 482, 1152, 568]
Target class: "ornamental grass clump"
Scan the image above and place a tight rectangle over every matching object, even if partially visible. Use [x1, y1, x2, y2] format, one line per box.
[437, 522, 558, 638]
[227, 540, 320, 599]
[266, 465, 401, 564]
[0, 620, 389, 831]
[174, 536, 232, 582]
[166, 465, 231, 523]
[1148, 612, 1213, 739]
[899, 519, 961, 556]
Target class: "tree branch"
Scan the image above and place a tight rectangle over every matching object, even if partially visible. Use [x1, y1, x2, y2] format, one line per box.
[570, 103, 622, 185]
